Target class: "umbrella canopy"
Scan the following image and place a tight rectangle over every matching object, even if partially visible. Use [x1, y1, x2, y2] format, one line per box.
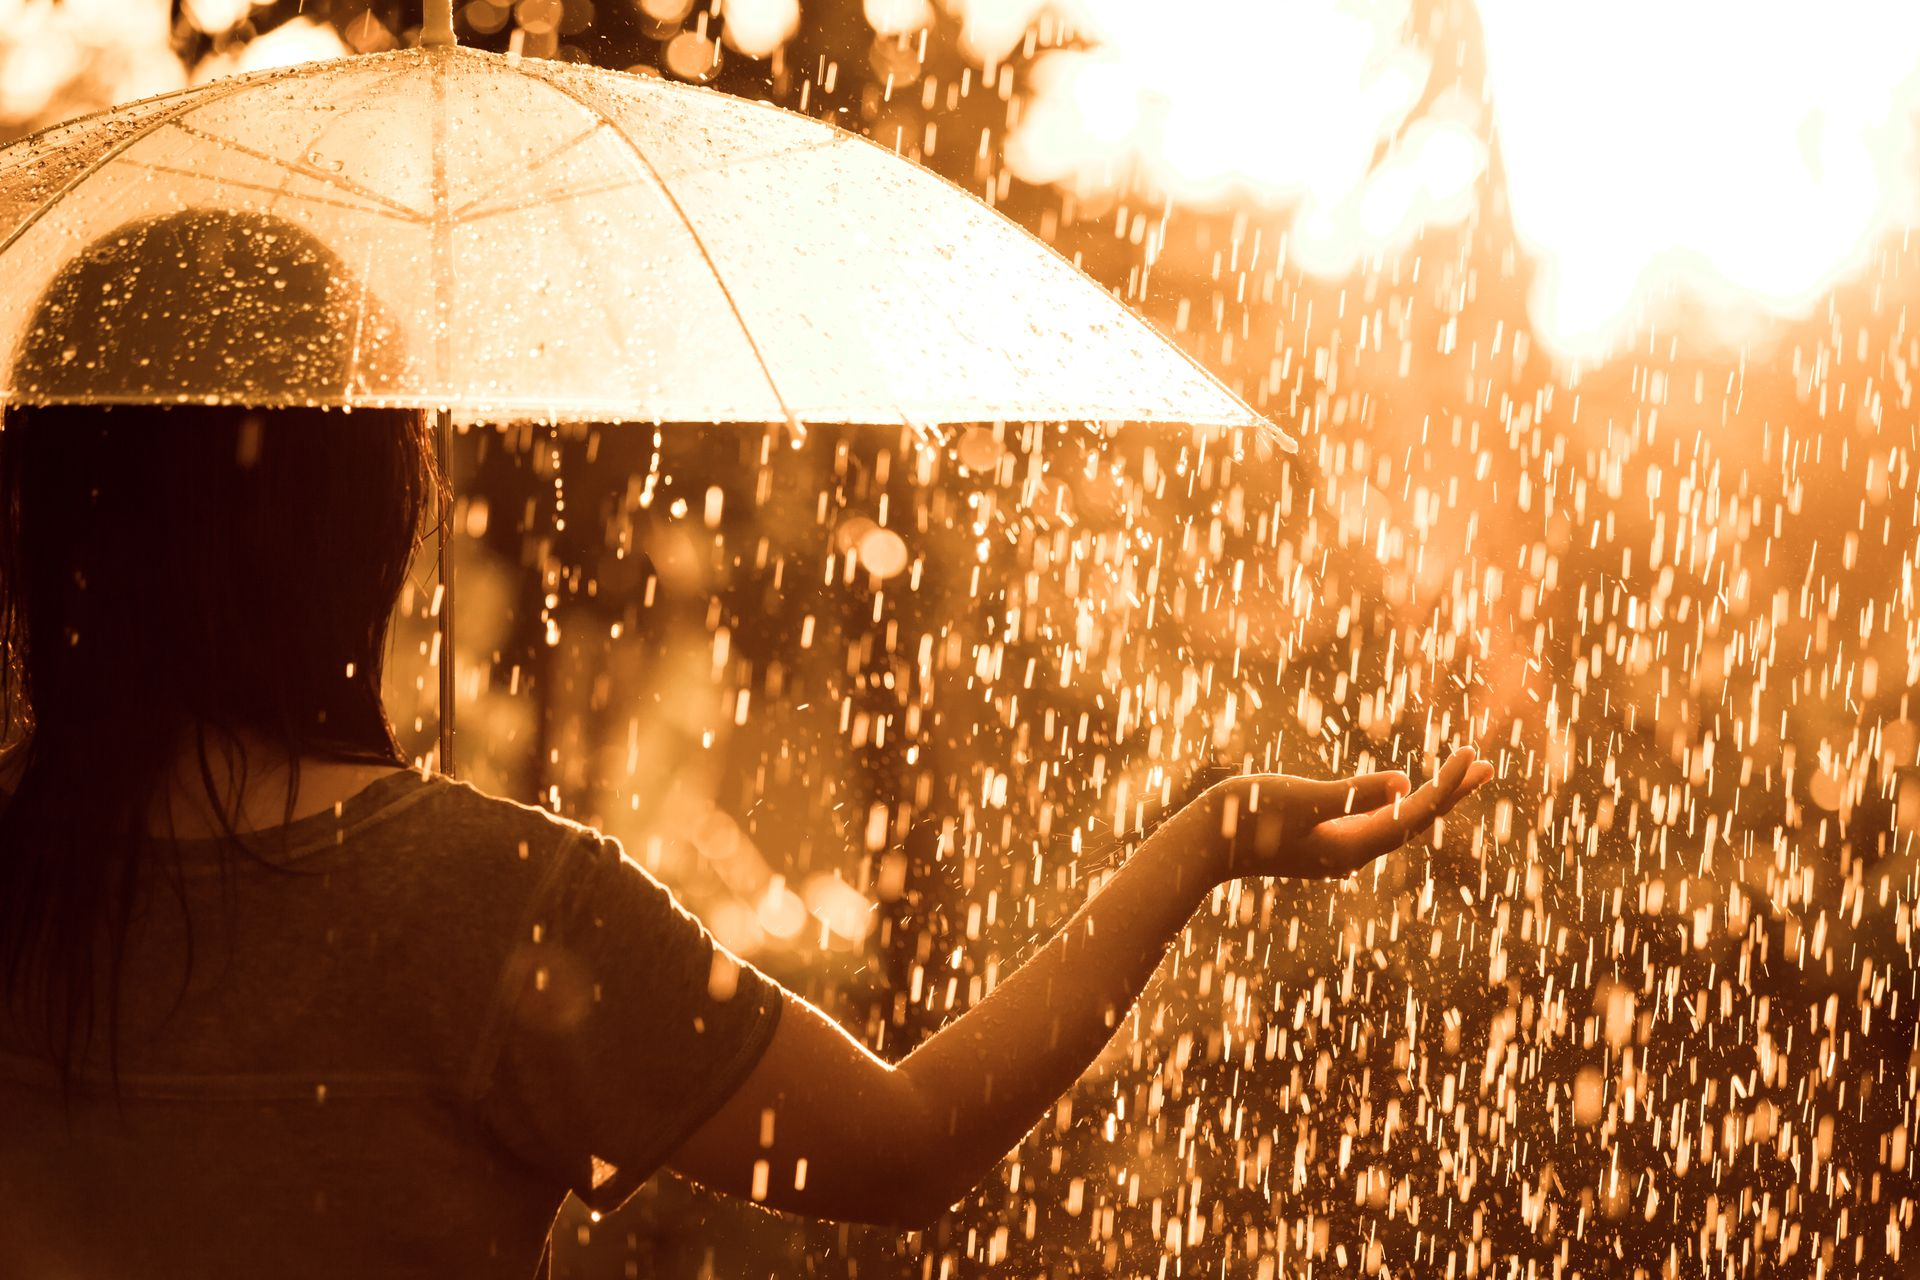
[0, 43, 1279, 439]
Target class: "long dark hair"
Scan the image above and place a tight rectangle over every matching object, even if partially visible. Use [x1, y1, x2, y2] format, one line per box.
[0, 211, 435, 1083]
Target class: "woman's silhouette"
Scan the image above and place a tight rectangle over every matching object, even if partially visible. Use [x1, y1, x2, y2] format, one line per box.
[0, 211, 1492, 1277]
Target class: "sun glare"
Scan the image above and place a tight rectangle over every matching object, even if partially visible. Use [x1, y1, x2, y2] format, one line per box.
[973, 0, 1487, 278]
[1480, 0, 1920, 358]
[954, 0, 1920, 359]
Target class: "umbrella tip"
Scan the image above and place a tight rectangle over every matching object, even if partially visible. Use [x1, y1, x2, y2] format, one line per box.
[421, 0, 457, 47]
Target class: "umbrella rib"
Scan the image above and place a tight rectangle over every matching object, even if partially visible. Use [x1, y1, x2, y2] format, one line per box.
[577, 71, 1269, 429]
[451, 175, 653, 225]
[864, 167, 1047, 426]
[773, 130, 1054, 428]
[445, 121, 613, 222]
[503, 60, 799, 426]
[824, 108, 1278, 438]
[167, 119, 427, 222]
[116, 160, 420, 223]
[0, 56, 366, 263]
[254, 61, 432, 233]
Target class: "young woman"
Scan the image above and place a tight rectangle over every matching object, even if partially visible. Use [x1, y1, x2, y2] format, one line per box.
[0, 212, 1493, 1277]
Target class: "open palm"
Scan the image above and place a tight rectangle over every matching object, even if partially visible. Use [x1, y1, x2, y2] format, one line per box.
[1201, 747, 1495, 882]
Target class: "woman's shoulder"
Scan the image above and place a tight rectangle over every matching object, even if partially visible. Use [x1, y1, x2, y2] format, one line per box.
[293, 774, 626, 956]
[415, 773, 603, 840]
[365, 771, 618, 878]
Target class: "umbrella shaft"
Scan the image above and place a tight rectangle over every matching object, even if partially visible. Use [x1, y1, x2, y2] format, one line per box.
[436, 408, 455, 776]
[421, 0, 456, 47]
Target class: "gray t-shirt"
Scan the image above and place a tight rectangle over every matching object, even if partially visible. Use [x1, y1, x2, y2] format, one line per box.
[0, 770, 784, 1278]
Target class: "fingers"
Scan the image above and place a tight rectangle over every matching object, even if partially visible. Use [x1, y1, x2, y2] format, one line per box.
[1299, 751, 1482, 824]
[1299, 771, 1411, 820]
[1432, 761, 1495, 820]
[1433, 745, 1478, 795]
[1389, 746, 1475, 828]
[1217, 749, 1499, 881]
[1316, 806, 1422, 865]
[1304, 749, 1494, 870]
[1374, 751, 1492, 847]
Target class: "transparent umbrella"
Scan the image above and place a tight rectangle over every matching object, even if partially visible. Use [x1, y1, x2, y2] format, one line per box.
[0, 5, 1284, 768]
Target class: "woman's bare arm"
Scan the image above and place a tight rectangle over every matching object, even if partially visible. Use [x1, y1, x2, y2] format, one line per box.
[666, 748, 1494, 1225]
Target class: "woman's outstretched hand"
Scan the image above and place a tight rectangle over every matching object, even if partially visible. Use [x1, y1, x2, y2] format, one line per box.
[1182, 747, 1496, 884]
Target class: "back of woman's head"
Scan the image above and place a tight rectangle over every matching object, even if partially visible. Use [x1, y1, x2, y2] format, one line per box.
[0, 401, 430, 764]
[0, 209, 435, 1078]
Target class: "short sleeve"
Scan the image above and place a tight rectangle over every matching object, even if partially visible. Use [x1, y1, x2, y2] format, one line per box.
[473, 831, 784, 1213]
